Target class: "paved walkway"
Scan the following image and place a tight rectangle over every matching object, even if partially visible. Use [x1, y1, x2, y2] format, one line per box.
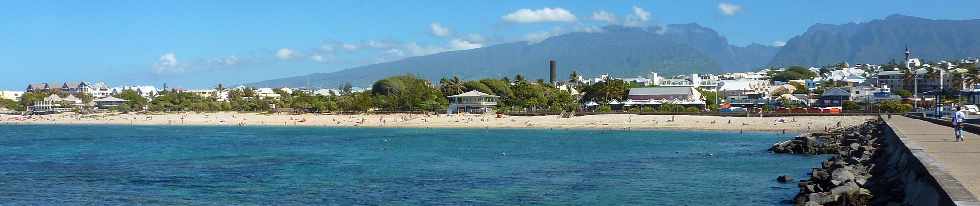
[886, 116, 980, 203]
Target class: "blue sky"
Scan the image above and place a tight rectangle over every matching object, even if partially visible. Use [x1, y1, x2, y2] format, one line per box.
[2, 0, 979, 90]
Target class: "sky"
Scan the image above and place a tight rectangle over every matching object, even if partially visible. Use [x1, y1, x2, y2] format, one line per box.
[2, 0, 979, 90]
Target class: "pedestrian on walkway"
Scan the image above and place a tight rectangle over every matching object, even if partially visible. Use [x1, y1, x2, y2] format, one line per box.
[954, 106, 966, 142]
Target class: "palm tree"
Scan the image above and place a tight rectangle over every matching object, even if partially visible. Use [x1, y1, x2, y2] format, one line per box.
[901, 66, 917, 96]
[963, 63, 979, 89]
[569, 70, 580, 85]
[439, 76, 465, 96]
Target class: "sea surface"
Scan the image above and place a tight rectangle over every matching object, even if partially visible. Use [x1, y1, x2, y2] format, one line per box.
[0, 125, 825, 205]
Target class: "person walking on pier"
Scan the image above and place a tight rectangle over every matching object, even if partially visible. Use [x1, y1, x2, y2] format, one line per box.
[953, 106, 966, 142]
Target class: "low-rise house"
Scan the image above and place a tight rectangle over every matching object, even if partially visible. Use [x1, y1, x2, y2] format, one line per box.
[818, 88, 851, 107]
[625, 87, 705, 109]
[648, 73, 720, 89]
[314, 89, 342, 96]
[111, 86, 159, 99]
[186, 89, 229, 101]
[62, 82, 90, 95]
[87, 82, 112, 98]
[447, 90, 498, 114]
[26, 83, 52, 92]
[94, 96, 128, 109]
[29, 94, 84, 114]
[255, 88, 281, 99]
[719, 79, 770, 107]
[0, 91, 24, 101]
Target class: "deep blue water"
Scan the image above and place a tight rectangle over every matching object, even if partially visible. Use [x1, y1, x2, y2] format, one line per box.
[0, 125, 824, 205]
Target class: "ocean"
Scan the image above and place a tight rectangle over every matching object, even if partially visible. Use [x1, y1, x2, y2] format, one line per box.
[0, 125, 824, 205]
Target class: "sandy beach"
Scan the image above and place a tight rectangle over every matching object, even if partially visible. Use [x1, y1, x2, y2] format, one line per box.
[0, 112, 875, 132]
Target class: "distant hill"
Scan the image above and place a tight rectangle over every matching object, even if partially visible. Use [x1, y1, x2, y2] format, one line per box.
[249, 25, 776, 88]
[770, 15, 980, 67]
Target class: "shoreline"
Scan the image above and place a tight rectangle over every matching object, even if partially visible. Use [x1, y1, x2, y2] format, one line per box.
[0, 112, 875, 132]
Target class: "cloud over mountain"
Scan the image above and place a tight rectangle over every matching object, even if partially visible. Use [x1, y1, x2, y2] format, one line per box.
[502, 8, 577, 23]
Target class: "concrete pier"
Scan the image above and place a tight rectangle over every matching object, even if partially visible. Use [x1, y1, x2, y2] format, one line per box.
[885, 116, 980, 205]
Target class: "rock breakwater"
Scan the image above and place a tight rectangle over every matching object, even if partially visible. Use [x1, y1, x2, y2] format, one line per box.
[771, 120, 884, 206]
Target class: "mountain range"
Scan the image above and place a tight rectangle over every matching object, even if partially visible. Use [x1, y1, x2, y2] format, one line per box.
[250, 14, 980, 88]
[770, 14, 980, 67]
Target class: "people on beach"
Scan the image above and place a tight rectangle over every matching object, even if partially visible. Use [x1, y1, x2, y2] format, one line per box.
[954, 106, 966, 142]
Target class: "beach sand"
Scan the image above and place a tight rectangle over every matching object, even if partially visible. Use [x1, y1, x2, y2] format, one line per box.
[0, 112, 875, 132]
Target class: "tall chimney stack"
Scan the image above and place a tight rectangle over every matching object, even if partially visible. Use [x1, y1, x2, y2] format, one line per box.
[549, 60, 557, 85]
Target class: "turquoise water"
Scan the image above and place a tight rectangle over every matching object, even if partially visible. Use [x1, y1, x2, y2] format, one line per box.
[0, 125, 823, 205]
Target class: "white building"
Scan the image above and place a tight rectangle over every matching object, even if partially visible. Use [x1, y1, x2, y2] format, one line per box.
[0, 91, 24, 101]
[623, 87, 706, 108]
[29, 94, 84, 114]
[255, 88, 281, 99]
[112, 86, 159, 99]
[447, 90, 498, 114]
[86, 82, 112, 98]
[186, 89, 229, 101]
[719, 79, 771, 106]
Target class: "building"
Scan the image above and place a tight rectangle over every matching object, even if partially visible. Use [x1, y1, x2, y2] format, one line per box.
[447, 90, 498, 114]
[29, 94, 84, 114]
[624, 87, 705, 108]
[87, 82, 112, 98]
[61, 82, 90, 95]
[112, 86, 159, 99]
[818, 88, 851, 107]
[648, 72, 720, 89]
[26, 83, 52, 92]
[94, 96, 128, 109]
[186, 89, 229, 101]
[718, 79, 771, 107]
[0, 91, 24, 101]
[255, 88, 281, 99]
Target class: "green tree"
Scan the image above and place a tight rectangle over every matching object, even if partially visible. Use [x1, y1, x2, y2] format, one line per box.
[770, 66, 818, 82]
[581, 79, 628, 104]
[438, 76, 465, 97]
[569, 70, 581, 85]
[373, 75, 445, 111]
[842, 101, 861, 112]
[114, 90, 149, 112]
[0, 98, 23, 111]
[697, 88, 719, 111]
[658, 103, 685, 113]
[463, 81, 493, 94]
[18, 91, 50, 109]
[893, 89, 913, 98]
[879, 100, 912, 113]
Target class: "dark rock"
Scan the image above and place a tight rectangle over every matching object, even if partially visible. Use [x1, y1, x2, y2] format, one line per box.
[777, 175, 793, 183]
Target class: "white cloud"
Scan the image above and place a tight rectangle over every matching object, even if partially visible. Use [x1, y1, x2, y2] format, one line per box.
[342, 43, 359, 51]
[624, 6, 651, 27]
[633, 6, 651, 22]
[773, 41, 787, 47]
[449, 39, 483, 50]
[366, 40, 391, 48]
[276, 48, 296, 60]
[152, 52, 182, 74]
[385, 49, 406, 57]
[591, 10, 617, 24]
[463, 33, 486, 43]
[524, 27, 565, 44]
[310, 54, 325, 62]
[208, 56, 240, 66]
[718, 3, 742, 16]
[502, 8, 577, 23]
[430, 23, 451, 37]
[403, 42, 446, 56]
